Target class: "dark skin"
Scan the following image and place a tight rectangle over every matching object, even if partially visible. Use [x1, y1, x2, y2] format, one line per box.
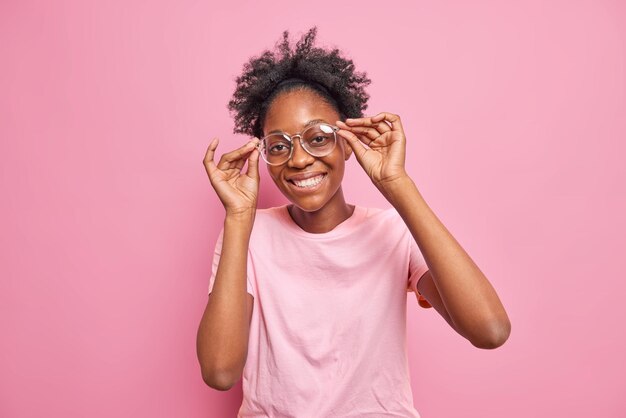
[261, 89, 355, 233]
[200, 89, 510, 390]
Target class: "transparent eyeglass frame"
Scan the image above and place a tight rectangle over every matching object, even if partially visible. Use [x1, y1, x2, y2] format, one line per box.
[256, 122, 340, 166]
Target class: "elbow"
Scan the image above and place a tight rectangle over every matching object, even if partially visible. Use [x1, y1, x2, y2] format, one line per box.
[202, 368, 238, 391]
[469, 318, 511, 350]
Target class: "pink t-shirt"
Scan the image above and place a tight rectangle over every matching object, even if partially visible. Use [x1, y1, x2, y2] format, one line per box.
[208, 204, 430, 417]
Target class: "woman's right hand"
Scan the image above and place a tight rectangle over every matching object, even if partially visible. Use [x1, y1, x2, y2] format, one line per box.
[203, 137, 261, 217]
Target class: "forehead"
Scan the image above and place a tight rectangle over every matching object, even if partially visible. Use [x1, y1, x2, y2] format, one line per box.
[263, 90, 339, 135]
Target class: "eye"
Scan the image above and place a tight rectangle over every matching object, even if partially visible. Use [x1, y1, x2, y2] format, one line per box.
[307, 135, 331, 147]
[269, 143, 290, 154]
[264, 134, 291, 155]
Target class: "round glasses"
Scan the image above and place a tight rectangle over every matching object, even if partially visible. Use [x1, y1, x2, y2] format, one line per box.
[257, 122, 339, 166]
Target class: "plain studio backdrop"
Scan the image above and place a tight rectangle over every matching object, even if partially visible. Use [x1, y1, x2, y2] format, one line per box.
[1, 0, 624, 417]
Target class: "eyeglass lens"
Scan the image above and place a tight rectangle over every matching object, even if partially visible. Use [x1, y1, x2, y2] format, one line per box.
[260, 123, 336, 165]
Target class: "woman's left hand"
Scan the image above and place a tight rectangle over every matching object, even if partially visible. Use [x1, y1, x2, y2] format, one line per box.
[336, 112, 409, 192]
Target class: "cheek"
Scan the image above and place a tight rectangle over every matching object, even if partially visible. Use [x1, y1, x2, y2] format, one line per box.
[268, 168, 284, 185]
[329, 158, 346, 181]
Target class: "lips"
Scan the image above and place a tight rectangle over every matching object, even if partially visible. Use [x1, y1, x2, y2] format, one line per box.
[286, 172, 327, 182]
[289, 174, 326, 188]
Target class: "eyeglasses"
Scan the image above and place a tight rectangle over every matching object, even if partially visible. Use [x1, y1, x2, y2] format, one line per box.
[257, 122, 339, 166]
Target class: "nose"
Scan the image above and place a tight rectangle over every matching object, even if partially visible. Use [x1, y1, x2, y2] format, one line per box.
[287, 137, 315, 168]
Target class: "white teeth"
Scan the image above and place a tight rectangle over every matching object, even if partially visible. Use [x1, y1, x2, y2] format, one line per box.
[292, 174, 325, 188]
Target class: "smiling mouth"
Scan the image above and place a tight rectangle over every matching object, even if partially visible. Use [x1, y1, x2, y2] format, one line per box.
[288, 174, 327, 188]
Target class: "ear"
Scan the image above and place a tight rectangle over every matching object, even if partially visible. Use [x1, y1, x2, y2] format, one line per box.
[340, 137, 353, 161]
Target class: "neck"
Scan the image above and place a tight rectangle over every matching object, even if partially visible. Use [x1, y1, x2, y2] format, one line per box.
[288, 188, 354, 234]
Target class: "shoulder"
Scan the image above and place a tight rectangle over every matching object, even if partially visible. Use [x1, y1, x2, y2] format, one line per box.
[251, 206, 288, 229]
[361, 205, 402, 223]
[254, 205, 286, 220]
[249, 205, 291, 237]
[363, 206, 412, 242]
[350, 205, 407, 237]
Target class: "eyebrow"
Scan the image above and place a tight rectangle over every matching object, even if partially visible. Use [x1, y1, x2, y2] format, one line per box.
[267, 119, 327, 135]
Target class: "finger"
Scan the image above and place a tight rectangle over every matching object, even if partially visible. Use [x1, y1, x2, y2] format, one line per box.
[218, 139, 260, 166]
[346, 130, 374, 146]
[246, 147, 260, 181]
[336, 129, 370, 162]
[370, 112, 404, 133]
[340, 118, 391, 135]
[203, 137, 220, 177]
[233, 145, 258, 172]
[217, 139, 259, 170]
[336, 121, 382, 141]
[357, 133, 375, 147]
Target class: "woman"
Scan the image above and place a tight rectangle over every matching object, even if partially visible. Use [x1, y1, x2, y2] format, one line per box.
[197, 26, 511, 417]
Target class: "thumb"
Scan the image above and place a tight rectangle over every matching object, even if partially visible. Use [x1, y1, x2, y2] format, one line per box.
[246, 144, 260, 181]
[337, 129, 368, 164]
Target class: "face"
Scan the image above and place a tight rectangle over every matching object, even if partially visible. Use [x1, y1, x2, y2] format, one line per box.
[262, 89, 353, 212]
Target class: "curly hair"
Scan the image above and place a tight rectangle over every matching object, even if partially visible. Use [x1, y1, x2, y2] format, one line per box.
[227, 26, 372, 139]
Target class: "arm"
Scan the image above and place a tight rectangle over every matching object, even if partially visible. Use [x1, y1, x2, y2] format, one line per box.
[196, 213, 255, 390]
[385, 176, 511, 349]
[336, 112, 511, 349]
[197, 136, 261, 389]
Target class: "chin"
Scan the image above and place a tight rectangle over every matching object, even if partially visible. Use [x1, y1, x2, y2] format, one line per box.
[275, 173, 344, 214]
[287, 198, 328, 213]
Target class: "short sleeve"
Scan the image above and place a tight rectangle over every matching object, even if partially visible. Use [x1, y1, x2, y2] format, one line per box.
[407, 233, 431, 307]
[208, 227, 255, 297]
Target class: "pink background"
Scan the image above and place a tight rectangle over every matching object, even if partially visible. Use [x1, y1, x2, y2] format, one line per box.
[1, 0, 625, 417]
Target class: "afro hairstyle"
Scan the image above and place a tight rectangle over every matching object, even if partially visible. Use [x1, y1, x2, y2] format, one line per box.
[227, 26, 372, 139]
